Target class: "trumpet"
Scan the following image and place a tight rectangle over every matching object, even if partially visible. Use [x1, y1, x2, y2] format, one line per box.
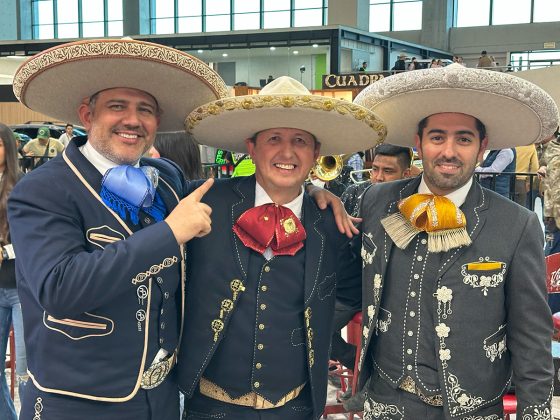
[309, 155, 344, 182]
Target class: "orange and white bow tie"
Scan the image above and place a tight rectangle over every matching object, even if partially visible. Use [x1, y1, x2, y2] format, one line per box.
[381, 193, 471, 253]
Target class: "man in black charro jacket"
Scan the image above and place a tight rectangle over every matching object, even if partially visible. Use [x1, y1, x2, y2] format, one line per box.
[177, 76, 387, 419]
[352, 64, 558, 419]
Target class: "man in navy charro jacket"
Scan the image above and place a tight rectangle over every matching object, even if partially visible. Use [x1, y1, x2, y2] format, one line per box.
[7, 38, 228, 419]
[177, 76, 387, 419]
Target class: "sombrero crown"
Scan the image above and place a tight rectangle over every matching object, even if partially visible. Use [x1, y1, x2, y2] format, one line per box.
[13, 38, 230, 131]
[186, 76, 387, 154]
[354, 64, 559, 149]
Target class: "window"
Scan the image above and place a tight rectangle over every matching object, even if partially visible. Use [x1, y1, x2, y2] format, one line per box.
[455, 0, 560, 27]
[32, 0, 123, 39]
[369, 0, 422, 32]
[151, 0, 327, 33]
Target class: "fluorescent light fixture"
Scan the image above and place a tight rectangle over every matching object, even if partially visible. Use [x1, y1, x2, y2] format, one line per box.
[270, 46, 276, 51]
[312, 44, 319, 48]
[197, 49, 203, 53]
[222, 53, 228, 57]
[293, 50, 299, 55]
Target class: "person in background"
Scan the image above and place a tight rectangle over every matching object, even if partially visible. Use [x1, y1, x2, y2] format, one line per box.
[408, 57, 419, 71]
[475, 148, 516, 198]
[0, 123, 26, 420]
[22, 126, 64, 168]
[58, 123, 75, 148]
[514, 144, 539, 208]
[359, 61, 368, 72]
[346, 152, 364, 181]
[154, 131, 203, 180]
[477, 50, 493, 69]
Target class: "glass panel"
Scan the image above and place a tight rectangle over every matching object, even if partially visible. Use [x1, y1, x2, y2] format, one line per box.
[82, 0, 104, 22]
[153, 17, 175, 34]
[82, 21, 105, 37]
[492, 0, 531, 24]
[234, 0, 260, 13]
[455, 0, 489, 27]
[107, 20, 123, 36]
[393, 1, 422, 30]
[533, 0, 560, 22]
[36, 0, 54, 25]
[154, 0, 174, 18]
[37, 24, 55, 39]
[178, 0, 202, 16]
[263, 10, 291, 27]
[206, 0, 231, 15]
[205, 14, 231, 31]
[294, 0, 323, 8]
[370, 0, 389, 4]
[369, 4, 390, 32]
[56, 0, 78, 23]
[264, 0, 290, 11]
[234, 13, 260, 30]
[57, 22, 79, 37]
[294, 8, 322, 26]
[107, 0, 123, 20]
[178, 16, 203, 32]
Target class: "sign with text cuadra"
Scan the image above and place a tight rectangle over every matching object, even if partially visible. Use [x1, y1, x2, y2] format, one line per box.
[322, 71, 390, 90]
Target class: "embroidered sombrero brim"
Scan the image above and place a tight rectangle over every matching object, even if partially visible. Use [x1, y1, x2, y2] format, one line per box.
[186, 94, 387, 154]
[13, 39, 230, 131]
[354, 64, 559, 149]
[515, 66, 560, 112]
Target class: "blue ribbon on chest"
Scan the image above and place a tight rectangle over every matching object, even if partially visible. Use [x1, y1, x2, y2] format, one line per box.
[100, 165, 166, 225]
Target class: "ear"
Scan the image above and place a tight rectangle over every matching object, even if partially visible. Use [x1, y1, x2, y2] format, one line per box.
[78, 102, 93, 131]
[403, 167, 412, 178]
[478, 137, 489, 162]
[245, 138, 255, 157]
[414, 135, 422, 159]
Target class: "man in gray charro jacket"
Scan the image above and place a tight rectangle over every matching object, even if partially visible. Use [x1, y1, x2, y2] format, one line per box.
[351, 64, 559, 419]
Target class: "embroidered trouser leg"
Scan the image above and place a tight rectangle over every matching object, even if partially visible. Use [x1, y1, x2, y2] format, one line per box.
[20, 370, 179, 420]
[183, 384, 314, 420]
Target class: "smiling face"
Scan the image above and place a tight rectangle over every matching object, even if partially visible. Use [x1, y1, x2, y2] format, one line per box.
[415, 113, 488, 196]
[78, 87, 160, 165]
[246, 127, 320, 204]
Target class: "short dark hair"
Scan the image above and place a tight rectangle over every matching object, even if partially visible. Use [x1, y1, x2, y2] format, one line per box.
[416, 115, 487, 141]
[481, 50, 487, 55]
[374, 144, 412, 170]
[65, 123, 73, 129]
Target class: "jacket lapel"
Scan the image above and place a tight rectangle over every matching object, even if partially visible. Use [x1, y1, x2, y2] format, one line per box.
[230, 176, 257, 280]
[302, 194, 324, 305]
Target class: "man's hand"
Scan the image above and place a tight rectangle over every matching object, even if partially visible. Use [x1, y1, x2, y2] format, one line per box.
[165, 178, 214, 244]
[537, 165, 547, 178]
[307, 185, 360, 237]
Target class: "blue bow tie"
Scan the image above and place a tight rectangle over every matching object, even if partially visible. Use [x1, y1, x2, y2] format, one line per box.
[100, 165, 166, 225]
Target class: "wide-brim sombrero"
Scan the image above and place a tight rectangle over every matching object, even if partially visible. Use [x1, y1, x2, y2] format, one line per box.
[515, 66, 560, 112]
[354, 63, 558, 149]
[185, 76, 387, 154]
[13, 38, 230, 131]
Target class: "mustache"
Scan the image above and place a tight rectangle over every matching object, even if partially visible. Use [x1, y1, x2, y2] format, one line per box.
[434, 158, 463, 167]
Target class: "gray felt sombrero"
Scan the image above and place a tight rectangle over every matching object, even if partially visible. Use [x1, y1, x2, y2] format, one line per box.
[354, 63, 559, 149]
[13, 38, 230, 131]
[186, 76, 387, 154]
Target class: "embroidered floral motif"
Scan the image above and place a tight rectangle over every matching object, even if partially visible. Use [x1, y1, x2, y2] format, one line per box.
[132, 256, 178, 285]
[34, 397, 43, 420]
[373, 274, 382, 304]
[483, 336, 507, 362]
[435, 323, 450, 338]
[362, 233, 377, 267]
[305, 307, 314, 367]
[434, 286, 453, 319]
[364, 397, 403, 420]
[522, 407, 552, 420]
[461, 258, 506, 296]
[463, 415, 500, 420]
[211, 279, 245, 342]
[439, 348, 451, 362]
[448, 374, 485, 415]
[375, 308, 392, 334]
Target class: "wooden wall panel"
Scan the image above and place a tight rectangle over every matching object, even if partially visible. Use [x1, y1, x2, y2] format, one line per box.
[0, 103, 60, 125]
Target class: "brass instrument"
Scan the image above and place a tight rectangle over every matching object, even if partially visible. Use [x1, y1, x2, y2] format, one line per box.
[310, 155, 344, 181]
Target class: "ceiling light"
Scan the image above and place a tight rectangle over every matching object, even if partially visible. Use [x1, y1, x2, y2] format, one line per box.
[312, 44, 319, 48]
[270, 46, 276, 51]
[197, 49, 203, 53]
[293, 50, 299, 55]
[222, 53, 228, 57]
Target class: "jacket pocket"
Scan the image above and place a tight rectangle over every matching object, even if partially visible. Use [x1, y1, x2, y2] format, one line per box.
[43, 312, 114, 340]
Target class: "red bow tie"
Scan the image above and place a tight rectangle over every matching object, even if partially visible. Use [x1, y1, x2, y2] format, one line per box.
[233, 204, 306, 256]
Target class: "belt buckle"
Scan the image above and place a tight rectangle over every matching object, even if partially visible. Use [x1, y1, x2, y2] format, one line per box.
[141, 352, 175, 390]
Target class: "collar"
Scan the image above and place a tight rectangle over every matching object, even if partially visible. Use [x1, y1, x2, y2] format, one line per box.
[79, 141, 140, 175]
[418, 176, 472, 208]
[254, 182, 304, 220]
